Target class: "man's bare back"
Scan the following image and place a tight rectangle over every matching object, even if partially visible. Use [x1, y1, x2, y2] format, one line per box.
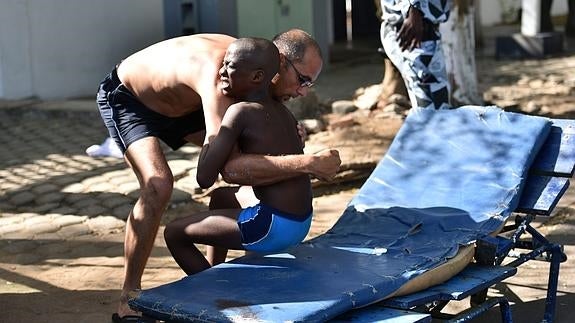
[117, 34, 235, 118]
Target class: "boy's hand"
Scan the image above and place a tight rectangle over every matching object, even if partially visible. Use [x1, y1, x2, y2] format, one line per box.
[309, 149, 341, 181]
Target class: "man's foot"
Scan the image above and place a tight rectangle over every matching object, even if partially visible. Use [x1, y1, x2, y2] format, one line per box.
[111, 312, 156, 323]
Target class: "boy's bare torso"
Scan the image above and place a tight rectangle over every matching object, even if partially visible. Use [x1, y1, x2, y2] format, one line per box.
[237, 99, 312, 217]
[116, 34, 236, 117]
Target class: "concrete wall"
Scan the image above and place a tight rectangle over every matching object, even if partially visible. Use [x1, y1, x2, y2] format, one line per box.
[0, 0, 163, 100]
[236, 0, 332, 66]
[479, 0, 568, 26]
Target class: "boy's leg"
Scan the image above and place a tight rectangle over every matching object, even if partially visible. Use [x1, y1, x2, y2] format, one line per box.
[164, 208, 244, 275]
[206, 186, 259, 266]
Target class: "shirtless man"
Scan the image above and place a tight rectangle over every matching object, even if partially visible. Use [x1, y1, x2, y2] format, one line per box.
[164, 37, 320, 275]
[97, 30, 341, 322]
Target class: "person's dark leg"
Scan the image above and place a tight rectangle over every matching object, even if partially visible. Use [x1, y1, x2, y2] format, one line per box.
[205, 186, 259, 266]
[566, 0, 575, 37]
[541, 0, 555, 32]
[164, 208, 243, 275]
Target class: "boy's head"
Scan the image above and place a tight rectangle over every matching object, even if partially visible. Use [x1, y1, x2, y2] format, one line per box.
[219, 37, 280, 99]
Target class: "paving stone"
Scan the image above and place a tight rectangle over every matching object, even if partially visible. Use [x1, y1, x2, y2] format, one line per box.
[50, 170, 69, 177]
[26, 202, 61, 214]
[102, 244, 124, 257]
[122, 183, 140, 200]
[0, 216, 23, 226]
[0, 203, 14, 213]
[58, 223, 92, 239]
[112, 204, 133, 220]
[175, 176, 200, 193]
[35, 191, 65, 205]
[49, 206, 76, 215]
[8, 191, 36, 206]
[89, 182, 115, 192]
[35, 159, 59, 168]
[3, 240, 39, 254]
[52, 214, 87, 227]
[108, 175, 134, 186]
[26, 222, 61, 235]
[86, 216, 125, 233]
[1, 231, 33, 239]
[46, 154, 69, 162]
[103, 169, 132, 180]
[51, 176, 80, 186]
[0, 222, 26, 236]
[23, 215, 52, 226]
[102, 195, 133, 209]
[169, 159, 193, 178]
[34, 232, 63, 241]
[64, 190, 88, 204]
[82, 176, 108, 187]
[35, 242, 72, 255]
[171, 189, 192, 204]
[67, 242, 104, 258]
[125, 188, 140, 201]
[0, 182, 21, 192]
[72, 197, 99, 208]
[26, 173, 46, 181]
[12, 253, 43, 265]
[17, 212, 39, 219]
[82, 204, 109, 217]
[120, 182, 140, 195]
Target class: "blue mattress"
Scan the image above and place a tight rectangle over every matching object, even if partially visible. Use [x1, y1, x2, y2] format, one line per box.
[130, 106, 551, 322]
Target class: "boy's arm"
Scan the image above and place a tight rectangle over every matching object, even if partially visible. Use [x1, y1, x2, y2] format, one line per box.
[197, 104, 244, 189]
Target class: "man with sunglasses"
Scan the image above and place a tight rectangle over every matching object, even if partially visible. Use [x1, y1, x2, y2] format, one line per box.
[97, 29, 341, 323]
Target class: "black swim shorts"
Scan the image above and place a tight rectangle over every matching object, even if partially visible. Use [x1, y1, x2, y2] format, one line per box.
[96, 67, 205, 154]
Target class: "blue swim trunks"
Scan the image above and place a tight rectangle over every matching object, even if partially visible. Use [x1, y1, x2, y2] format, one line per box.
[237, 203, 313, 253]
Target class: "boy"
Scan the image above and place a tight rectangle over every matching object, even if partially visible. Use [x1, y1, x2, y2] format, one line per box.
[164, 38, 328, 275]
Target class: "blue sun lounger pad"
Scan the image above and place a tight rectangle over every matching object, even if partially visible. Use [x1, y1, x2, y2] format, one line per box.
[130, 106, 551, 322]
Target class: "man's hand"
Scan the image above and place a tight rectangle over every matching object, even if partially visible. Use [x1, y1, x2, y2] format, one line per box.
[397, 6, 424, 51]
[309, 149, 341, 181]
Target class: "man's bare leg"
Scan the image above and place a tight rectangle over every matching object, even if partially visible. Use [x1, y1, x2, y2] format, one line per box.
[206, 186, 259, 265]
[118, 137, 174, 318]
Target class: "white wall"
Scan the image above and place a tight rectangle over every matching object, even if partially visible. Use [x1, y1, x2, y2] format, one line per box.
[0, 0, 164, 100]
[479, 0, 568, 27]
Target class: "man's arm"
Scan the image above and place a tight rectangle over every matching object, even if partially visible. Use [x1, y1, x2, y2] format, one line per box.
[221, 149, 341, 186]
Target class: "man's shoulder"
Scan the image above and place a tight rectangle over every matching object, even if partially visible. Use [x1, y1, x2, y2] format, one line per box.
[177, 33, 236, 52]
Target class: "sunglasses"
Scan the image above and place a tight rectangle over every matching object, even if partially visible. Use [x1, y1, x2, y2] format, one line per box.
[285, 57, 314, 88]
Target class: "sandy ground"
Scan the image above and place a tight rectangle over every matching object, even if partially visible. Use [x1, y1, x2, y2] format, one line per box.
[2, 40, 575, 322]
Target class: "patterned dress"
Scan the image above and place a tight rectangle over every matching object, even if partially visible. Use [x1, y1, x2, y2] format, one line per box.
[380, 0, 453, 109]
